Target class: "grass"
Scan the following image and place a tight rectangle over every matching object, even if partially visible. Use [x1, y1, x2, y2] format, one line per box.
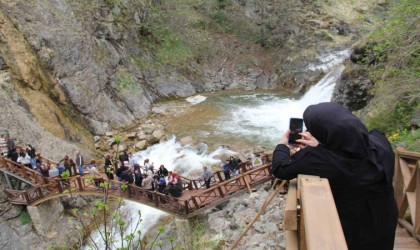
[19, 210, 32, 225]
[359, 0, 419, 151]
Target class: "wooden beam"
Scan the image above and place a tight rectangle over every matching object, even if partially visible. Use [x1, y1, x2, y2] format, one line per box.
[244, 178, 252, 194]
[300, 178, 348, 250]
[284, 179, 298, 231]
[285, 230, 298, 250]
[2, 172, 12, 189]
[415, 162, 420, 234]
[400, 158, 413, 189]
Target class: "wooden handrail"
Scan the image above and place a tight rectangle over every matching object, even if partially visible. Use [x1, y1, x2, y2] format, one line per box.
[284, 175, 347, 250]
[394, 149, 420, 240]
[0, 154, 274, 216]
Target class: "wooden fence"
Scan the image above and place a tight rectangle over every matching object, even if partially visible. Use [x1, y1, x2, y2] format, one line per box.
[0, 155, 273, 216]
[284, 175, 347, 250]
[394, 149, 420, 240]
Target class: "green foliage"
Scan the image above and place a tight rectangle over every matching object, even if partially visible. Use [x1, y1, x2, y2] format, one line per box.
[188, 219, 222, 250]
[117, 70, 136, 90]
[114, 136, 121, 144]
[388, 129, 420, 152]
[154, 28, 193, 65]
[60, 170, 70, 178]
[361, 0, 419, 149]
[212, 11, 231, 31]
[19, 210, 31, 225]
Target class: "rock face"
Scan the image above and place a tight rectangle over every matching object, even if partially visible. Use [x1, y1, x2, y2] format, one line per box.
[0, 222, 27, 250]
[332, 65, 374, 111]
[146, 182, 286, 249]
[0, 72, 85, 160]
[0, 0, 382, 136]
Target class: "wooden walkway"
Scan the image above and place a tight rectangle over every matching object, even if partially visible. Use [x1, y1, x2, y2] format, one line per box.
[0, 155, 273, 217]
[395, 224, 420, 250]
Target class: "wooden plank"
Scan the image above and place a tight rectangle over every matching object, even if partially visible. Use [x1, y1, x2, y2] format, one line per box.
[284, 179, 298, 231]
[297, 175, 320, 200]
[416, 162, 420, 234]
[408, 192, 417, 223]
[300, 178, 347, 250]
[285, 230, 298, 250]
[396, 150, 420, 160]
[401, 158, 414, 190]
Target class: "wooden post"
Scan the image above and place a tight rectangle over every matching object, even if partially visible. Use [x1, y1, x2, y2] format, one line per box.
[2, 172, 12, 189]
[56, 180, 63, 193]
[415, 161, 420, 234]
[216, 172, 223, 182]
[217, 185, 225, 198]
[76, 177, 84, 191]
[184, 200, 189, 215]
[23, 191, 30, 204]
[284, 179, 298, 231]
[244, 178, 252, 194]
[154, 192, 160, 206]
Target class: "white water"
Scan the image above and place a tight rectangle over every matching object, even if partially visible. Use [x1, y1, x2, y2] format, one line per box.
[86, 63, 346, 249]
[307, 49, 350, 72]
[213, 65, 345, 146]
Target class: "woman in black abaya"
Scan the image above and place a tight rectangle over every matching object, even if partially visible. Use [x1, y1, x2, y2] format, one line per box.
[272, 102, 397, 250]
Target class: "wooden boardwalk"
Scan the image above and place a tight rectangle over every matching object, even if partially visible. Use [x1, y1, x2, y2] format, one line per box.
[395, 224, 420, 250]
[0, 155, 273, 217]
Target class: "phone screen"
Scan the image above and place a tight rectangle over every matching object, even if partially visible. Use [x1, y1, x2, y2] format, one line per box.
[288, 118, 304, 145]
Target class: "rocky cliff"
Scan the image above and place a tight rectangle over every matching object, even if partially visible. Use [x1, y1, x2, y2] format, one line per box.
[0, 0, 384, 142]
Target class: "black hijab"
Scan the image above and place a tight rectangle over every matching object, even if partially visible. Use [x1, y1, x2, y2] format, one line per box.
[303, 102, 394, 186]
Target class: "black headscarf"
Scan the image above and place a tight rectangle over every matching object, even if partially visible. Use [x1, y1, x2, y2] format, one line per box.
[303, 102, 394, 186]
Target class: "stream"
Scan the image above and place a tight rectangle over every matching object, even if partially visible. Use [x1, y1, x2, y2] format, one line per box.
[84, 51, 349, 249]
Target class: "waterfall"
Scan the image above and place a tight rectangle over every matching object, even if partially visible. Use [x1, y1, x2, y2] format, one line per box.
[85, 61, 347, 249]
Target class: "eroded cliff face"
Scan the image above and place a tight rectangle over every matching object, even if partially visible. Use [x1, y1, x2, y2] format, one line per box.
[0, 0, 384, 137]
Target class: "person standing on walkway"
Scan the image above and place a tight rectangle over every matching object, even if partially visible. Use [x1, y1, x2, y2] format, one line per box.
[222, 159, 231, 181]
[75, 151, 84, 176]
[271, 102, 397, 250]
[202, 165, 212, 189]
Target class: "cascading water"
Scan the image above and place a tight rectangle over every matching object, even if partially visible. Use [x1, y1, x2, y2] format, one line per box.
[85, 61, 347, 249]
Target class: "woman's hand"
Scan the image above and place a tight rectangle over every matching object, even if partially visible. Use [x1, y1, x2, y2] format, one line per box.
[296, 131, 319, 148]
[279, 130, 290, 145]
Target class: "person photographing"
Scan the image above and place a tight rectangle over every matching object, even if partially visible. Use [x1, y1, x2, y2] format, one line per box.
[272, 102, 397, 250]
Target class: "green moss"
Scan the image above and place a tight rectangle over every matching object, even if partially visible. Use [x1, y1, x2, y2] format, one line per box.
[117, 69, 136, 90]
[19, 211, 31, 225]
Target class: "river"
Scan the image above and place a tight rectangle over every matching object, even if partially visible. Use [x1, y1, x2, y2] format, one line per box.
[85, 53, 348, 249]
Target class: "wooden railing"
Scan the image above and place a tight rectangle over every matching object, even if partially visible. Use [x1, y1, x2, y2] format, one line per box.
[0, 156, 55, 185]
[284, 175, 347, 250]
[0, 154, 273, 216]
[394, 149, 420, 240]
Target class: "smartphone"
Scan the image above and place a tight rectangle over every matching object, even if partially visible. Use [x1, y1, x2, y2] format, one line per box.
[288, 118, 304, 145]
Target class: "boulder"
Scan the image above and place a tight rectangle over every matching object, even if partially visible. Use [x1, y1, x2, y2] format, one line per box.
[27, 199, 64, 238]
[410, 109, 420, 128]
[126, 132, 137, 139]
[107, 138, 115, 147]
[118, 144, 128, 152]
[135, 140, 148, 150]
[93, 135, 101, 142]
[149, 129, 166, 144]
[137, 131, 148, 140]
[141, 124, 155, 134]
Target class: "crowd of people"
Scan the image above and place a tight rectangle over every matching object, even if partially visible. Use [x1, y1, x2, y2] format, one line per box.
[3, 139, 245, 200]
